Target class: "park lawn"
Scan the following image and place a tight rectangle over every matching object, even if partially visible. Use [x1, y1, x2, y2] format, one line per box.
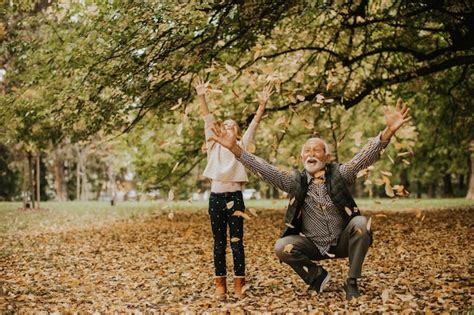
[0, 198, 473, 234]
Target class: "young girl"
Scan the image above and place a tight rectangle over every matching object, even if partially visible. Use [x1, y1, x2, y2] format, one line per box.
[193, 77, 272, 299]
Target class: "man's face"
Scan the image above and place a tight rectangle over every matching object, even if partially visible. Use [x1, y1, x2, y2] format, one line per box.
[300, 138, 328, 175]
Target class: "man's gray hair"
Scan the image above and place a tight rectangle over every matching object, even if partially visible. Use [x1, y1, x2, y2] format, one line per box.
[301, 137, 331, 156]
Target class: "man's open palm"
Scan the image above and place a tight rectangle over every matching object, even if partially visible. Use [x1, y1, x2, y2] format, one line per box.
[208, 123, 238, 150]
[384, 98, 411, 132]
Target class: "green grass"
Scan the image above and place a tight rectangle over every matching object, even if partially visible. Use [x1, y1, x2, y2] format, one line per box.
[0, 198, 472, 234]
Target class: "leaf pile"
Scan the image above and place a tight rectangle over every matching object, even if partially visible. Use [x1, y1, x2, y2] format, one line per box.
[1, 208, 472, 313]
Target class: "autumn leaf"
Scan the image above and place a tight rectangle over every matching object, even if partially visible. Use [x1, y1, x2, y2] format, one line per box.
[381, 289, 389, 304]
[248, 208, 258, 217]
[230, 237, 240, 243]
[381, 170, 393, 177]
[303, 266, 309, 273]
[225, 63, 237, 75]
[233, 210, 251, 220]
[366, 217, 372, 231]
[385, 184, 395, 197]
[167, 212, 174, 220]
[283, 244, 294, 254]
[171, 162, 179, 173]
[285, 222, 295, 229]
[168, 190, 175, 201]
[289, 197, 296, 205]
[176, 123, 184, 136]
[344, 207, 352, 216]
[226, 201, 234, 209]
[313, 170, 325, 179]
[183, 226, 193, 238]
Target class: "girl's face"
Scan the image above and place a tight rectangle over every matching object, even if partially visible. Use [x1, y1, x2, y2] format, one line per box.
[222, 119, 241, 138]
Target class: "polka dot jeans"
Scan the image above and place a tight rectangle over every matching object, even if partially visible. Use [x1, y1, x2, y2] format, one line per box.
[208, 191, 245, 277]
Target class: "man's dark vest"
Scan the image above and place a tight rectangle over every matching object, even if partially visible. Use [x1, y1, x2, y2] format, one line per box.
[280, 162, 360, 238]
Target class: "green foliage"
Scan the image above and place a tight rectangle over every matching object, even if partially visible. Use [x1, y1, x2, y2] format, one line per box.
[0, 1, 472, 198]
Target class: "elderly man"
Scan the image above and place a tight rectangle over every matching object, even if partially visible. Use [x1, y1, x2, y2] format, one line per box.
[208, 100, 411, 300]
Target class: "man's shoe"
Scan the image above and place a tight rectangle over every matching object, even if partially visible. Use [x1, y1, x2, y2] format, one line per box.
[309, 268, 331, 293]
[343, 278, 360, 300]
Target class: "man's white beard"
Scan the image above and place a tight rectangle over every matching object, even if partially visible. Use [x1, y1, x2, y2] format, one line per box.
[303, 157, 325, 175]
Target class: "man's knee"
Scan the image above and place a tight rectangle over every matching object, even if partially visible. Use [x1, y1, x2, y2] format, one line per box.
[274, 237, 292, 261]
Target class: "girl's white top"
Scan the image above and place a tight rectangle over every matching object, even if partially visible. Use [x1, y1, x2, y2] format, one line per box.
[202, 114, 258, 192]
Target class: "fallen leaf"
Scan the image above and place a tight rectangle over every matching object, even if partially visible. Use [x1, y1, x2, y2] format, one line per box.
[168, 212, 174, 220]
[381, 289, 389, 304]
[283, 244, 294, 254]
[168, 190, 174, 201]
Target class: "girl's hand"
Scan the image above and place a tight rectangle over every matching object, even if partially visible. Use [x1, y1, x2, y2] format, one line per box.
[257, 84, 274, 105]
[193, 76, 209, 96]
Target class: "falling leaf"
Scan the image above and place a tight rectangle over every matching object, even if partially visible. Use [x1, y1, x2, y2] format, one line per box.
[233, 210, 251, 220]
[375, 214, 387, 218]
[356, 228, 363, 234]
[326, 81, 335, 91]
[231, 88, 240, 99]
[168, 212, 174, 220]
[402, 159, 411, 165]
[385, 184, 395, 197]
[325, 98, 334, 103]
[225, 63, 237, 75]
[296, 94, 305, 101]
[415, 209, 422, 219]
[168, 190, 175, 201]
[170, 103, 181, 111]
[303, 266, 309, 273]
[171, 162, 180, 173]
[388, 154, 395, 164]
[226, 201, 234, 209]
[366, 217, 372, 231]
[230, 237, 240, 243]
[381, 171, 392, 177]
[326, 252, 335, 258]
[283, 244, 294, 254]
[316, 94, 325, 103]
[289, 197, 296, 205]
[344, 207, 352, 216]
[247, 143, 256, 153]
[248, 208, 258, 217]
[275, 116, 286, 126]
[285, 222, 295, 229]
[219, 73, 229, 84]
[176, 123, 184, 136]
[397, 152, 411, 157]
[314, 170, 325, 178]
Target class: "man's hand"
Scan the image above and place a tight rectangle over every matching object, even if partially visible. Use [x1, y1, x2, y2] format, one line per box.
[193, 76, 209, 96]
[208, 122, 242, 157]
[381, 98, 411, 141]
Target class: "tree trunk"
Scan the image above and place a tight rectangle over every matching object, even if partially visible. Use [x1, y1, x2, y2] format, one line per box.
[443, 173, 454, 197]
[428, 182, 437, 198]
[466, 140, 474, 199]
[36, 152, 40, 209]
[76, 158, 81, 201]
[108, 164, 117, 206]
[53, 158, 67, 201]
[22, 156, 29, 208]
[28, 152, 35, 208]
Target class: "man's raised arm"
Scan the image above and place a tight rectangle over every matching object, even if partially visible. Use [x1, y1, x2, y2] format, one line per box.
[208, 126, 296, 194]
[340, 98, 412, 184]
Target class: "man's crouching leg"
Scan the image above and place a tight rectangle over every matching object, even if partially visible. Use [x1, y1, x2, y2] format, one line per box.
[274, 235, 330, 292]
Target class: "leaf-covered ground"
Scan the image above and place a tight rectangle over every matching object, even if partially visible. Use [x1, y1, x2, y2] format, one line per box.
[1, 207, 473, 313]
